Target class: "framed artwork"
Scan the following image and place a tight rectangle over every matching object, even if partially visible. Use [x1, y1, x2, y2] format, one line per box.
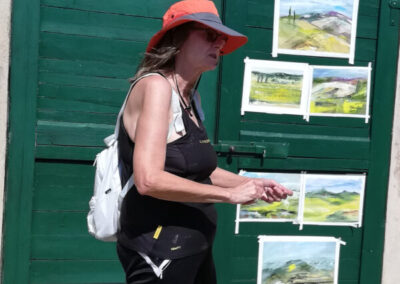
[306, 65, 372, 122]
[300, 173, 366, 227]
[257, 236, 345, 284]
[241, 58, 372, 122]
[235, 171, 366, 232]
[235, 171, 302, 233]
[272, 0, 360, 63]
[241, 58, 310, 116]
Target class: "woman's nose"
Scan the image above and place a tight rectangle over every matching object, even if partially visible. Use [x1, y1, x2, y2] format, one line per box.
[214, 36, 227, 50]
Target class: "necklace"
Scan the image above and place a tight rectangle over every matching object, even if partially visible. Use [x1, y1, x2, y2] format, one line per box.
[174, 73, 193, 117]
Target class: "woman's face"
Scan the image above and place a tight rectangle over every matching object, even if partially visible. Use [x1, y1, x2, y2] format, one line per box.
[177, 24, 227, 72]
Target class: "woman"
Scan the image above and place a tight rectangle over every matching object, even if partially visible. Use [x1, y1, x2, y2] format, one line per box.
[116, 1, 293, 283]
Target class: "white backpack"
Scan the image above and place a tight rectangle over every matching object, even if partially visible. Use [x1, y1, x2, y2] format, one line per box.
[87, 73, 205, 242]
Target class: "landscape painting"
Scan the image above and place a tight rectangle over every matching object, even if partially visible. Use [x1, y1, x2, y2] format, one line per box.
[309, 66, 370, 118]
[302, 174, 365, 226]
[273, 0, 359, 62]
[238, 171, 301, 221]
[257, 236, 340, 284]
[241, 59, 309, 115]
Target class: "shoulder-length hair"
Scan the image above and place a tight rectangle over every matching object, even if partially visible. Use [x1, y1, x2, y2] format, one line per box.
[131, 22, 194, 82]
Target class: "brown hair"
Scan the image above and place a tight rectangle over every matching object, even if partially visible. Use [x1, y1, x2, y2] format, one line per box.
[131, 22, 194, 82]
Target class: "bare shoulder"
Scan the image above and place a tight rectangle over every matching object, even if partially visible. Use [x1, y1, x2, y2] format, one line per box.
[132, 74, 172, 100]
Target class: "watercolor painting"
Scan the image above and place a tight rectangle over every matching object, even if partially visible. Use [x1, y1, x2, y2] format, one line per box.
[273, 0, 359, 62]
[241, 59, 309, 115]
[303, 174, 365, 225]
[258, 236, 341, 284]
[309, 67, 370, 117]
[239, 171, 301, 221]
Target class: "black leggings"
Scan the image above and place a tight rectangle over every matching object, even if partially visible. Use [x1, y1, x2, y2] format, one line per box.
[116, 243, 217, 284]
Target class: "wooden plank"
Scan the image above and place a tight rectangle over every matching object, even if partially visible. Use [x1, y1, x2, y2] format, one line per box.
[40, 0, 223, 19]
[237, 157, 369, 171]
[240, 130, 369, 159]
[30, 260, 124, 284]
[358, 0, 400, 282]
[39, 71, 130, 91]
[40, 6, 159, 42]
[37, 109, 117, 125]
[31, 211, 118, 260]
[2, 0, 40, 282]
[39, 32, 145, 65]
[31, 235, 119, 260]
[39, 58, 134, 79]
[33, 162, 94, 211]
[36, 145, 102, 160]
[36, 120, 113, 147]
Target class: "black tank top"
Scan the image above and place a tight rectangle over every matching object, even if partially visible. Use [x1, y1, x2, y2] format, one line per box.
[117, 86, 218, 259]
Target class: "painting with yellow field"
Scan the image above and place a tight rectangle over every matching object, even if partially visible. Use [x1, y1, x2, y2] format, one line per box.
[309, 66, 370, 119]
[241, 58, 310, 116]
[272, 0, 359, 63]
[302, 173, 365, 226]
[257, 236, 343, 284]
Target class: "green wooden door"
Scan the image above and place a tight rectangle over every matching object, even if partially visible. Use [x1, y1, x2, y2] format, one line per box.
[212, 0, 400, 284]
[3, 0, 221, 283]
[3, 0, 399, 283]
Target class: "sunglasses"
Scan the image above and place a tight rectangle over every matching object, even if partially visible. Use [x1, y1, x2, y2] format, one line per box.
[192, 26, 228, 43]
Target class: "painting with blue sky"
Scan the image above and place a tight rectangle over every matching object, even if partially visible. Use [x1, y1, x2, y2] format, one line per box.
[273, 0, 359, 62]
[239, 171, 301, 221]
[303, 174, 365, 224]
[258, 236, 340, 284]
[311, 67, 369, 116]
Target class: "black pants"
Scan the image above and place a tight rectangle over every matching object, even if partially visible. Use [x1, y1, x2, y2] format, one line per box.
[117, 242, 217, 284]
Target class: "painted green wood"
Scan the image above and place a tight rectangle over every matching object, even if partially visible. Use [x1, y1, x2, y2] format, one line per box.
[39, 32, 145, 64]
[358, 1, 400, 283]
[36, 121, 113, 147]
[39, 58, 135, 79]
[40, 6, 160, 42]
[36, 145, 102, 160]
[33, 162, 94, 210]
[30, 260, 124, 284]
[2, 0, 41, 283]
[41, 0, 223, 18]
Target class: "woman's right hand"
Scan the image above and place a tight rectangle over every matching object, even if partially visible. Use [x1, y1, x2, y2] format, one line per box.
[228, 179, 265, 204]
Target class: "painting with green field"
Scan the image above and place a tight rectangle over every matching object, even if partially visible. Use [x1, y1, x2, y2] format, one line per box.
[272, 0, 359, 63]
[309, 66, 370, 118]
[241, 58, 309, 115]
[303, 174, 365, 226]
[257, 236, 342, 284]
[238, 171, 301, 221]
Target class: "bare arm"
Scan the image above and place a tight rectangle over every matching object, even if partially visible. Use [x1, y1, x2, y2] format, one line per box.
[123, 76, 264, 204]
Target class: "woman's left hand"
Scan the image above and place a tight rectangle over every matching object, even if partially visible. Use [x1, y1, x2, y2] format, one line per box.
[253, 178, 293, 203]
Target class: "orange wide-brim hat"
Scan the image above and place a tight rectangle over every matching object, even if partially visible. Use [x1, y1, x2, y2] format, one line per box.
[146, 0, 248, 55]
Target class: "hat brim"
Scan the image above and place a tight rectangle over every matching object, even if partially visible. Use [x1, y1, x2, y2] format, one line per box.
[146, 12, 248, 55]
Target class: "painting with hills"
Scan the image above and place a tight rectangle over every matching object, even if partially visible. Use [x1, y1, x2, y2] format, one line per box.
[273, 0, 359, 62]
[241, 59, 309, 115]
[235, 171, 365, 232]
[302, 174, 365, 226]
[237, 172, 300, 225]
[309, 66, 370, 118]
[257, 236, 342, 284]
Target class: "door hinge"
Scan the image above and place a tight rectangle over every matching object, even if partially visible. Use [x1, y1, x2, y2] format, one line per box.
[389, 0, 400, 26]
